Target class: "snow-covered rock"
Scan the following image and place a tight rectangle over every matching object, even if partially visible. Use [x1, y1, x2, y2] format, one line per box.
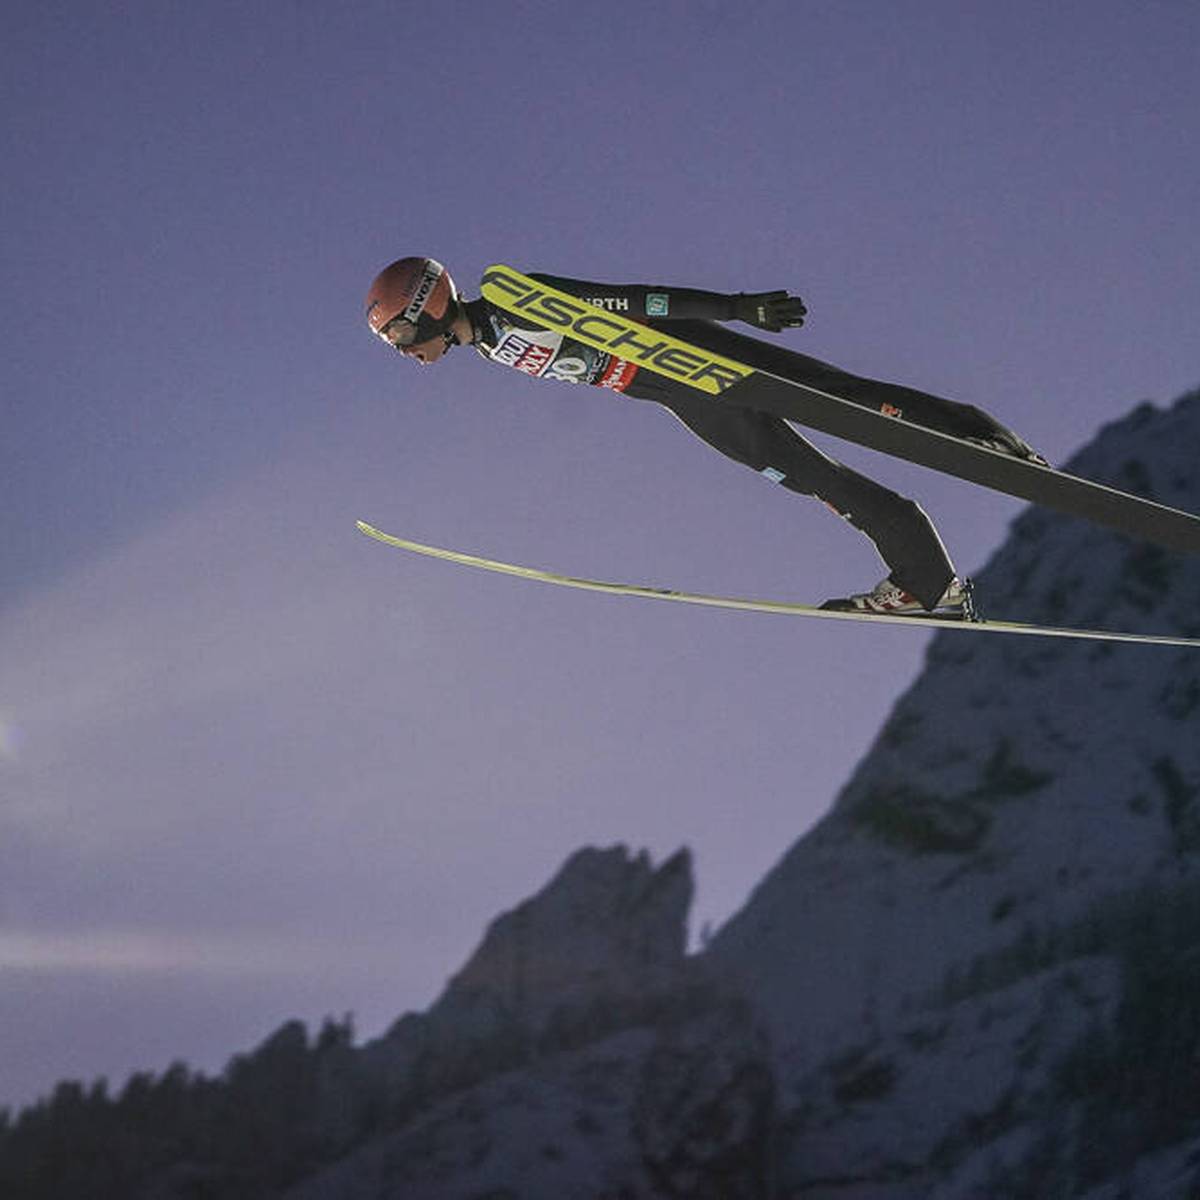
[282, 847, 773, 1200]
[438, 843, 693, 1037]
[352, 845, 698, 1117]
[709, 388, 1200, 1195]
[303, 389, 1200, 1199]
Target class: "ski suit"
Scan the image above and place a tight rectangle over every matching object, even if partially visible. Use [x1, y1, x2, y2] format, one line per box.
[464, 273, 1006, 609]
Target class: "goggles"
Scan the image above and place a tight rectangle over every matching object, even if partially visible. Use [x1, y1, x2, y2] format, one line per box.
[379, 314, 424, 349]
[378, 308, 461, 350]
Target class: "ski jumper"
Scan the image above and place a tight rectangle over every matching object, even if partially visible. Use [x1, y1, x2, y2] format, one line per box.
[464, 273, 1007, 610]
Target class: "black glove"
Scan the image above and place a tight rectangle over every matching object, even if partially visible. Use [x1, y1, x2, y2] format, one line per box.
[732, 290, 807, 332]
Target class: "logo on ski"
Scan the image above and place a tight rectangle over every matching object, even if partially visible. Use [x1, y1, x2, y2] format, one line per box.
[481, 265, 753, 396]
[584, 296, 630, 312]
[481, 268, 1200, 561]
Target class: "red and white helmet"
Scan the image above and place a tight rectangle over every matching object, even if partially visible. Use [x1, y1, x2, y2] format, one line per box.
[365, 257, 460, 348]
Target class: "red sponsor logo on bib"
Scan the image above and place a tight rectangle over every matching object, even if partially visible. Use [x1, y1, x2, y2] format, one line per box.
[597, 357, 639, 392]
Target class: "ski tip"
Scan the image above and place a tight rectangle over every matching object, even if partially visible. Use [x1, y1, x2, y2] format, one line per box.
[357, 520, 392, 545]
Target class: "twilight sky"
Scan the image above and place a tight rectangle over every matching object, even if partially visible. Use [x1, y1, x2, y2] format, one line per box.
[3, 1, 1198, 1111]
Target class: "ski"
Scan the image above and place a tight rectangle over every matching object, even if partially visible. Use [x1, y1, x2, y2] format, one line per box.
[480, 265, 1200, 559]
[356, 523, 1200, 649]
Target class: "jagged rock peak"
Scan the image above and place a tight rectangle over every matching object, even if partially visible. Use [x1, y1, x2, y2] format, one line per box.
[438, 844, 693, 1023]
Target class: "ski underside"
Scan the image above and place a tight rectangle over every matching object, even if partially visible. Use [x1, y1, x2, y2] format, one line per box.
[356, 523, 1200, 649]
[480, 265, 1200, 557]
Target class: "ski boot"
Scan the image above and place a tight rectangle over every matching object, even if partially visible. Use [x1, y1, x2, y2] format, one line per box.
[820, 575, 979, 621]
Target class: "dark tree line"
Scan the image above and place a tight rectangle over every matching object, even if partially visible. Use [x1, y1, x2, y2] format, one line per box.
[0, 974, 718, 1200]
[0, 1015, 374, 1200]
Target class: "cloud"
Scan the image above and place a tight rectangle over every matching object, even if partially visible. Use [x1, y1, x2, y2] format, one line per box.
[0, 446, 461, 959]
[0, 927, 353, 976]
[1, 452, 429, 842]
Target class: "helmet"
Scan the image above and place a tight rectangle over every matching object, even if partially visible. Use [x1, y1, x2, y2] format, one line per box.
[365, 257, 460, 348]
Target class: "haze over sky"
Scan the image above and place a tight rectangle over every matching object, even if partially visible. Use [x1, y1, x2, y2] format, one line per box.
[3, 1, 1198, 1111]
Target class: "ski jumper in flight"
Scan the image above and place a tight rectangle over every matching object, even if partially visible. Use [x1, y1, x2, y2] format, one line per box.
[364, 257, 1046, 615]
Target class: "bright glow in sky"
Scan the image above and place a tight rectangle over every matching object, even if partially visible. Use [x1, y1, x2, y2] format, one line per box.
[3, 0, 1199, 1111]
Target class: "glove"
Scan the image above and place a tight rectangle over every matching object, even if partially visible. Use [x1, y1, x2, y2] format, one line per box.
[733, 290, 807, 332]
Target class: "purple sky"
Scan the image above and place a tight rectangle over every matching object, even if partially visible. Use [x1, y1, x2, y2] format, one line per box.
[3, 1, 1198, 1112]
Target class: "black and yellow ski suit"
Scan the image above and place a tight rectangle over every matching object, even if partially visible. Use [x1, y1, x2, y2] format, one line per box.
[465, 273, 1019, 609]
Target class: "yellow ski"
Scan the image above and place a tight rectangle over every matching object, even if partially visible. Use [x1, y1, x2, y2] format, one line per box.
[479, 264, 1200, 558]
[356, 523, 1200, 648]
